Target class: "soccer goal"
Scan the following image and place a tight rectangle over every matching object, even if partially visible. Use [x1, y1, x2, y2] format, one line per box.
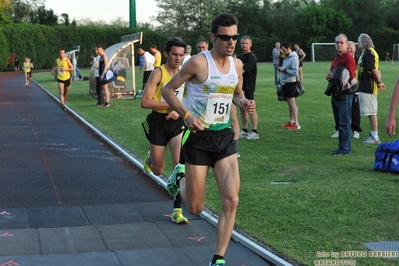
[311, 43, 336, 62]
[391, 44, 399, 63]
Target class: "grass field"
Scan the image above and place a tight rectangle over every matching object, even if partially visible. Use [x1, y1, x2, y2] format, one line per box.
[33, 61, 399, 266]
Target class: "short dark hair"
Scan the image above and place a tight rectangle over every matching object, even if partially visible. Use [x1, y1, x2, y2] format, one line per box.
[97, 44, 104, 49]
[151, 45, 158, 49]
[196, 39, 208, 46]
[281, 42, 292, 50]
[211, 13, 238, 34]
[164, 37, 187, 53]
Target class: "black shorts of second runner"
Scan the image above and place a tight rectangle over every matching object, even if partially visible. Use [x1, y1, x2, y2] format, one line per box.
[142, 111, 185, 146]
[282, 81, 296, 98]
[57, 78, 71, 88]
[181, 127, 236, 168]
[243, 90, 255, 100]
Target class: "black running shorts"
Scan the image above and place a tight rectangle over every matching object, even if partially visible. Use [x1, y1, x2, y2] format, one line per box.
[181, 127, 236, 168]
[142, 111, 185, 146]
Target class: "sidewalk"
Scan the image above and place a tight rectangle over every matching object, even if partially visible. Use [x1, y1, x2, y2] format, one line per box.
[0, 72, 280, 266]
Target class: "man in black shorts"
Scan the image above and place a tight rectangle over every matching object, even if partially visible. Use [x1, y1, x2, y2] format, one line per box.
[162, 13, 256, 266]
[137, 48, 154, 91]
[141, 37, 188, 224]
[238, 35, 259, 140]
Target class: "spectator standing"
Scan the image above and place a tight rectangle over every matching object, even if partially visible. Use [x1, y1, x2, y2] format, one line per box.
[73, 55, 82, 80]
[151, 45, 162, 68]
[294, 43, 306, 83]
[141, 37, 189, 225]
[162, 13, 256, 266]
[238, 35, 259, 140]
[331, 41, 362, 139]
[92, 48, 103, 106]
[137, 48, 155, 91]
[196, 39, 209, 52]
[139, 54, 144, 75]
[14, 57, 19, 72]
[272, 42, 281, 85]
[357, 33, 386, 144]
[98, 44, 111, 107]
[326, 34, 357, 155]
[279, 42, 300, 130]
[51, 49, 74, 111]
[181, 45, 192, 65]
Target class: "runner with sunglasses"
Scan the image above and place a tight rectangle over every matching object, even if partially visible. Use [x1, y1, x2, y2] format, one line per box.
[162, 13, 256, 266]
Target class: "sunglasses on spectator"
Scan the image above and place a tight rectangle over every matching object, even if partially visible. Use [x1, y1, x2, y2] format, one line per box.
[214, 33, 240, 41]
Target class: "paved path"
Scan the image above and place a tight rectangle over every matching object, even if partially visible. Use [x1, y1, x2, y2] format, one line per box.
[0, 72, 280, 266]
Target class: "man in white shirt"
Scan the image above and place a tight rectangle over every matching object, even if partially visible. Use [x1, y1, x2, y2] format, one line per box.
[138, 48, 155, 91]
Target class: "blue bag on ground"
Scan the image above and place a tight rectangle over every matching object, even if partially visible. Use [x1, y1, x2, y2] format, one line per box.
[374, 140, 399, 173]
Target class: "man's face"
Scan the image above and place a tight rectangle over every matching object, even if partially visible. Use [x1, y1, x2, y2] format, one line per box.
[211, 25, 238, 57]
[165, 46, 185, 68]
[276, 43, 280, 49]
[281, 46, 290, 55]
[197, 41, 208, 52]
[335, 36, 347, 54]
[59, 50, 66, 58]
[241, 38, 252, 53]
[347, 43, 356, 56]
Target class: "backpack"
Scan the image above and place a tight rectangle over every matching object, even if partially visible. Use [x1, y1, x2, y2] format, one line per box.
[374, 140, 399, 173]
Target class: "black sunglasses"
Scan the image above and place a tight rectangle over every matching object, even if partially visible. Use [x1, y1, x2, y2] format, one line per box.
[214, 33, 240, 41]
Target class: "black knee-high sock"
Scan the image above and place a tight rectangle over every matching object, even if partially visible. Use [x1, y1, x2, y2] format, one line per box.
[173, 192, 182, 209]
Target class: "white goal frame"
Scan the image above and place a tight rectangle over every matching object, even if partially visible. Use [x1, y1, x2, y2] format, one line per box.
[311, 43, 335, 63]
[392, 44, 399, 63]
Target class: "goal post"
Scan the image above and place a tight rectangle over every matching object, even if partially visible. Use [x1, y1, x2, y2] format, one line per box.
[392, 44, 399, 63]
[311, 43, 335, 62]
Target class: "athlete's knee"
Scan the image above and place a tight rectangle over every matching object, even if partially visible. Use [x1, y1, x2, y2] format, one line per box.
[186, 202, 204, 215]
[222, 194, 239, 211]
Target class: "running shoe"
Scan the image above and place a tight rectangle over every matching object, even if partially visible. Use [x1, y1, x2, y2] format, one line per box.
[167, 163, 185, 196]
[239, 130, 248, 138]
[282, 121, 293, 128]
[101, 103, 110, 108]
[209, 259, 226, 266]
[171, 208, 188, 224]
[246, 132, 259, 140]
[288, 124, 301, 131]
[363, 135, 381, 144]
[353, 131, 360, 139]
[143, 150, 152, 173]
[61, 105, 66, 111]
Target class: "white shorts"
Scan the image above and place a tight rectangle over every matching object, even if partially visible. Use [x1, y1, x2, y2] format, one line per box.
[358, 92, 378, 116]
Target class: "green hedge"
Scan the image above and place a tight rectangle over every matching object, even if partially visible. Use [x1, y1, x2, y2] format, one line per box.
[0, 24, 168, 71]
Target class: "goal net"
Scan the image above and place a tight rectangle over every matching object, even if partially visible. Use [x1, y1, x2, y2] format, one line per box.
[311, 43, 336, 62]
[391, 44, 399, 63]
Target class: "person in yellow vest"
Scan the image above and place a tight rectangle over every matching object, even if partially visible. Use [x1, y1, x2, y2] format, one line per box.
[22, 57, 34, 87]
[357, 33, 386, 144]
[51, 49, 74, 111]
[141, 37, 188, 225]
[150, 45, 162, 68]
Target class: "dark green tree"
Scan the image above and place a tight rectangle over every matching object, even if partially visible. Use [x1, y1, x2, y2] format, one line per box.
[33, 6, 58, 25]
[60, 13, 69, 26]
[154, 0, 227, 42]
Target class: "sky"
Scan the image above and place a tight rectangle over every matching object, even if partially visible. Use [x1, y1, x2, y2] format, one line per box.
[45, 0, 159, 24]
